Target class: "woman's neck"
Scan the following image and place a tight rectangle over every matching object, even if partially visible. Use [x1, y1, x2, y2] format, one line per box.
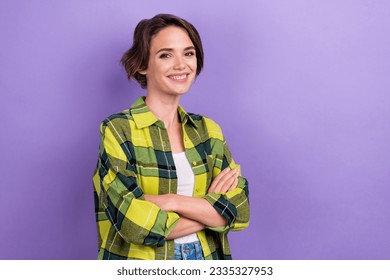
[145, 93, 181, 130]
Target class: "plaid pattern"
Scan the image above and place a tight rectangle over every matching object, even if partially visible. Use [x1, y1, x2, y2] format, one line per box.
[93, 96, 249, 260]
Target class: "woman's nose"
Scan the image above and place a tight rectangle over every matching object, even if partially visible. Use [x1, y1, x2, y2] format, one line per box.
[173, 56, 185, 70]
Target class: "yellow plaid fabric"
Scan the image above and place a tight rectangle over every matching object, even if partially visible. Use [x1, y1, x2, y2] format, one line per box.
[93, 96, 249, 259]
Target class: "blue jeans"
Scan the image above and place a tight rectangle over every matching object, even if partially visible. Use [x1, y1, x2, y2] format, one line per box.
[174, 241, 204, 260]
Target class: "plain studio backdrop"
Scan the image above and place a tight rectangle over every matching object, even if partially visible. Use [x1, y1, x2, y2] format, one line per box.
[1, 0, 389, 259]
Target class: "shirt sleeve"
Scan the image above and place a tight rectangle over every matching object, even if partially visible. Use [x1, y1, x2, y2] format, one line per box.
[93, 121, 180, 247]
[203, 132, 250, 233]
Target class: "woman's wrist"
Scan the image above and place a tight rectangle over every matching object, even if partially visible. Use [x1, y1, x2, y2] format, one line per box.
[170, 194, 183, 213]
[144, 194, 179, 212]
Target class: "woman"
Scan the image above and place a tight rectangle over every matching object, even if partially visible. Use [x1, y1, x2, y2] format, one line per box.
[93, 14, 249, 260]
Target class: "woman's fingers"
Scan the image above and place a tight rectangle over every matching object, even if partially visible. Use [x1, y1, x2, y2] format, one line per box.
[208, 168, 239, 193]
[218, 169, 239, 193]
[208, 167, 231, 193]
[228, 176, 239, 192]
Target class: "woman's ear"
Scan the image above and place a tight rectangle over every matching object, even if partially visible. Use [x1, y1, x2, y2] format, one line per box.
[138, 69, 147, 75]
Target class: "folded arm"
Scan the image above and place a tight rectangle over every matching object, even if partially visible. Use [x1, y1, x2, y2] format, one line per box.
[166, 216, 204, 240]
[144, 167, 240, 227]
[94, 122, 180, 247]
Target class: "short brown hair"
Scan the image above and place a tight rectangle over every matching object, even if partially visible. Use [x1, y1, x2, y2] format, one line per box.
[120, 14, 204, 89]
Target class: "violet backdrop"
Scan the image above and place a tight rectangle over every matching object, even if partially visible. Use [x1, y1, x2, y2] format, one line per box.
[1, 0, 389, 259]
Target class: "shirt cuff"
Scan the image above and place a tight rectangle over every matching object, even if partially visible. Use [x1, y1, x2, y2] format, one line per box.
[203, 193, 237, 232]
[162, 211, 180, 244]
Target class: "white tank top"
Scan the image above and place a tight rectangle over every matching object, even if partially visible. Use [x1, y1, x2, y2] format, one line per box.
[172, 152, 199, 244]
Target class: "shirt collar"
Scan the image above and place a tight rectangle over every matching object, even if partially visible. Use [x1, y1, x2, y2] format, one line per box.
[130, 96, 198, 129]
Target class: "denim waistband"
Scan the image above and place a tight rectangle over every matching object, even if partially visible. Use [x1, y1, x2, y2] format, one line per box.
[174, 240, 204, 260]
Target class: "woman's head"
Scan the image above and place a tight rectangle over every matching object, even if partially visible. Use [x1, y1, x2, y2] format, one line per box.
[121, 14, 204, 89]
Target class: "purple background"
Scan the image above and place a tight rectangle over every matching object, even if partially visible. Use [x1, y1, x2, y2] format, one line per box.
[1, 0, 389, 260]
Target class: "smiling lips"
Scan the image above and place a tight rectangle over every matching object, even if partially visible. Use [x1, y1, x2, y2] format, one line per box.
[168, 73, 189, 82]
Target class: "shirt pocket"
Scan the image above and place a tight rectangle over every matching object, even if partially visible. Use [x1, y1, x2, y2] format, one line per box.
[191, 153, 215, 195]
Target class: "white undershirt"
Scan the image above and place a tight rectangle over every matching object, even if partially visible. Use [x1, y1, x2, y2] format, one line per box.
[172, 152, 199, 244]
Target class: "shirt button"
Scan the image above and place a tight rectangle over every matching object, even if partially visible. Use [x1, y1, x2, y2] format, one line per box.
[192, 161, 197, 166]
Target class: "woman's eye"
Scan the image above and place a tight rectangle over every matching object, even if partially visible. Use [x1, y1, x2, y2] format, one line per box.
[159, 53, 170, 59]
[185, 51, 195, 56]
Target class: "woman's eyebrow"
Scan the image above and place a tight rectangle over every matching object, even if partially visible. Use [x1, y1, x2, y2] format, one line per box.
[156, 46, 195, 54]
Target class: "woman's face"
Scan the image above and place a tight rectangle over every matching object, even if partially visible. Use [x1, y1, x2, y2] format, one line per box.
[141, 26, 197, 97]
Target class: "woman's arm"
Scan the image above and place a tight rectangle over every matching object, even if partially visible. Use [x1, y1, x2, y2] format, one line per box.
[166, 216, 205, 240]
[94, 121, 180, 247]
[204, 140, 250, 232]
[146, 194, 227, 227]
[144, 168, 239, 227]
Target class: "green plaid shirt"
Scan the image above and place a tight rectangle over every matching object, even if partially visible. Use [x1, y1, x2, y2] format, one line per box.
[93, 96, 249, 260]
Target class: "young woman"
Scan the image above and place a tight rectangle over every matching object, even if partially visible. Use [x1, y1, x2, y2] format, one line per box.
[93, 14, 249, 260]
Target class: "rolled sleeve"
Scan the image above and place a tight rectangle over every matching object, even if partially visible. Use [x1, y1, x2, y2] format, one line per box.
[204, 176, 249, 232]
[204, 140, 250, 232]
[95, 123, 180, 247]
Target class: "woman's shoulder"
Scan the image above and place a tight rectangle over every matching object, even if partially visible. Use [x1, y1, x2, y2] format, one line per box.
[101, 109, 133, 125]
[97, 109, 135, 137]
[188, 112, 224, 139]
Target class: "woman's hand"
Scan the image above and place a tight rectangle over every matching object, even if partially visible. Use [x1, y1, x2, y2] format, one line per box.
[208, 168, 239, 193]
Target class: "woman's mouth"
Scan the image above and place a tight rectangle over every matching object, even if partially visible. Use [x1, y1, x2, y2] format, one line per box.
[168, 74, 189, 81]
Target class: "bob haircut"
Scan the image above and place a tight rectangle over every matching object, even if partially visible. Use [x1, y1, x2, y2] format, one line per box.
[120, 14, 204, 89]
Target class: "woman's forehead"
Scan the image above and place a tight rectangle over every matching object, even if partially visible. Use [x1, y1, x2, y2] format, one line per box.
[150, 26, 193, 50]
